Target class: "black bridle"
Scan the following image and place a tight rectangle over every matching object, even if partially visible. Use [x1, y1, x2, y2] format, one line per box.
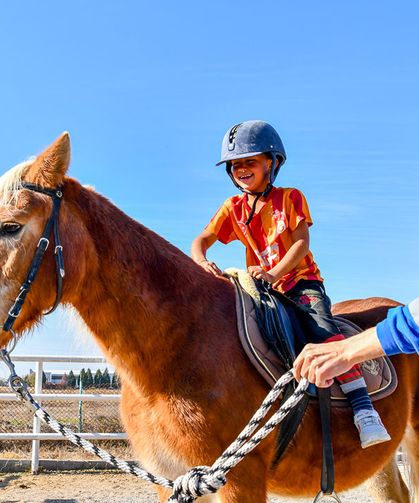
[2, 182, 65, 333]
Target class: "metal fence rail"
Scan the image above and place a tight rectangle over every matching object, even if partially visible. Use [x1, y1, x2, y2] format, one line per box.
[0, 355, 127, 473]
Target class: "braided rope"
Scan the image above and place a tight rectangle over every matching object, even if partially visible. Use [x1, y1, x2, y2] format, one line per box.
[11, 365, 308, 502]
[25, 393, 173, 488]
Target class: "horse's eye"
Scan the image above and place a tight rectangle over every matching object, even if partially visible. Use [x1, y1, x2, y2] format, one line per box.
[1, 222, 22, 235]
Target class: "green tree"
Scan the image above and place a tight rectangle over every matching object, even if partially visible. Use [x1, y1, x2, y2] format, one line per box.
[67, 370, 77, 388]
[85, 368, 94, 388]
[102, 368, 111, 388]
[24, 372, 35, 387]
[79, 368, 87, 388]
[112, 372, 121, 389]
[94, 369, 103, 387]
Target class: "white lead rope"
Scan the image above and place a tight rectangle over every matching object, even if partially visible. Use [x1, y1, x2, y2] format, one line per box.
[1, 349, 308, 502]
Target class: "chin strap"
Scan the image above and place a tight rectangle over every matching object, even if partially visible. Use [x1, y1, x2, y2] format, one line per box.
[244, 183, 272, 226]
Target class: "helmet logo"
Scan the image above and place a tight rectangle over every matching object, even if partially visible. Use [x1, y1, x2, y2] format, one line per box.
[228, 123, 242, 151]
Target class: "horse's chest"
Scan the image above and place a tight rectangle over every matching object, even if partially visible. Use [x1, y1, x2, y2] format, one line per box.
[122, 394, 205, 480]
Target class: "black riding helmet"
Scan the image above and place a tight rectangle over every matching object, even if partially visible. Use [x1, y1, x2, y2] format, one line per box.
[216, 121, 286, 224]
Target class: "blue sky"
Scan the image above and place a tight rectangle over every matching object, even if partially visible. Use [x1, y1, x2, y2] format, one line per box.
[0, 1, 418, 376]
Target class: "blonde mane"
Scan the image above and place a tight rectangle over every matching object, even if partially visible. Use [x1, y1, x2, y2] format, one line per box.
[0, 159, 34, 206]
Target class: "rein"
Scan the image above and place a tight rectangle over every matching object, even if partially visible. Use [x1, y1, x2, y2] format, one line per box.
[2, 182, 65, 332]
[0, 351, 314, 502]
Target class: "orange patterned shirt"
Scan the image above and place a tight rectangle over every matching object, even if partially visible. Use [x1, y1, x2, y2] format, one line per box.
[206, 187, 323, 293]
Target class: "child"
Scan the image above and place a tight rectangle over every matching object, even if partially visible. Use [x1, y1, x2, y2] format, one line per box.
[191, 120, 390, 448]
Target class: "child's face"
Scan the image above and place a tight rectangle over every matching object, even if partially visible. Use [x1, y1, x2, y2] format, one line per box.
[231, 154, 272, 193]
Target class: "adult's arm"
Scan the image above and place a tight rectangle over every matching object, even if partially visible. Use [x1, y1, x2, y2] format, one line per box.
[293, 297, 419, 387]
[376, 297, 419, 355]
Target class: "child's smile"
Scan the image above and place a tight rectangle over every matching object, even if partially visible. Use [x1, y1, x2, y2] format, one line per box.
[231, 154, 271, 193]
[237, 171, 255, 184]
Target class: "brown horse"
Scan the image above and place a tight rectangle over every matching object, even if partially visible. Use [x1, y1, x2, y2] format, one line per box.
[0, 134, 418, 502]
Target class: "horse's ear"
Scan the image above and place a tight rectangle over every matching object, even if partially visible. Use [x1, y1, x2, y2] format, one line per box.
[25, 132, 71, 188]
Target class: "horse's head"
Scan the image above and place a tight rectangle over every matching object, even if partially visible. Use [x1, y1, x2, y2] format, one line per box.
[0, 133, 71, 348]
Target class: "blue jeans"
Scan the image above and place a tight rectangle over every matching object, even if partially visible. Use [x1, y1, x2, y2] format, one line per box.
[285, 280, 341, 343]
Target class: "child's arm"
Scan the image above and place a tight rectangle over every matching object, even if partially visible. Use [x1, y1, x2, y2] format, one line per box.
[191, 229, 224, 276]
[248, 221, 309, 282]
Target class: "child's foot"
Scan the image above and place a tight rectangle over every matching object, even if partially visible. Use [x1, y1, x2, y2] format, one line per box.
[354, 409, 391, 448]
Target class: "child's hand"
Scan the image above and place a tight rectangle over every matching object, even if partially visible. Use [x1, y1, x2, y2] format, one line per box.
[248, 266, 275, 283]
[199, 259, 224, 277]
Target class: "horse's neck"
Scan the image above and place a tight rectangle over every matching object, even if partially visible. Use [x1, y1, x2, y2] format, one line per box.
[67, 184, 232, 391]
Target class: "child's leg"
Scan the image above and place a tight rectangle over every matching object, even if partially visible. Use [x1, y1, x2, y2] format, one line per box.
[323, 333, 390, 448]
[324, 334, 373, 413]
[286, 280, 391, 448]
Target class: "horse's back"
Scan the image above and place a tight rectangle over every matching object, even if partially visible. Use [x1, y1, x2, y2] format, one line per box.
[332, 297, 402, 330]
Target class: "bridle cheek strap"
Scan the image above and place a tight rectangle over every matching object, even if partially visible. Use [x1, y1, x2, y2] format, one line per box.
[3, 183, 65, 332]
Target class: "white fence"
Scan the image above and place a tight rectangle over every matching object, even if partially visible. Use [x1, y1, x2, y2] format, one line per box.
[0, 355, 127, 473]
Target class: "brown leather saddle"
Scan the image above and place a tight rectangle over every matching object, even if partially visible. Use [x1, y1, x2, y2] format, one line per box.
[232, 277, 398, 406]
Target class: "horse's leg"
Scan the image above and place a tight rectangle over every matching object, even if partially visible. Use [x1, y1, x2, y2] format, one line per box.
[155, 463, 267, 503]
[155, 486, 171, 501]
[156, 487, 230, 503]
[155, 486, 218, 502]
[215, 457, 267, 503]
[366, 456, 410, 503]
[403, 420, 419, 502]
[217, 480, 267, 503]
[399, 363, 419, 503]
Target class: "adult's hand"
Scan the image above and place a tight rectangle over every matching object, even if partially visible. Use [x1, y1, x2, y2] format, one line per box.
[293, 327, 385, 387]
[293, 340, 351, 387]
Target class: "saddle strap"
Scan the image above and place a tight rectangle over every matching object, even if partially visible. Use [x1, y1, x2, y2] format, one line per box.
[318, 387, 335, 495]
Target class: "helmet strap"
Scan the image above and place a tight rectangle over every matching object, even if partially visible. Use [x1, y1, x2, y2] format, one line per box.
[245, 193, 262, 226]
[244, 183, 272, 225]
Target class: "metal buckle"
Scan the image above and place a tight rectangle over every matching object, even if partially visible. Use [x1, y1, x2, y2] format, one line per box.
[37, 237, 50, 249]
[7, 308, 19, 318]
[7, 288, 27, 318]
[313, 490, 343, 502]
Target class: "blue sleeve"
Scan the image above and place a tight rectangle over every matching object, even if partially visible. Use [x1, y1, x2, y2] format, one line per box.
[376, 300, 419, 355]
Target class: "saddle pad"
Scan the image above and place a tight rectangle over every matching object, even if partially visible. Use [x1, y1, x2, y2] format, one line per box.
[233, 282, 398, 407]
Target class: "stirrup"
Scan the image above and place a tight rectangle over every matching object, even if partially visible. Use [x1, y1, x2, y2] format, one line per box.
[313, 490, 343, 502]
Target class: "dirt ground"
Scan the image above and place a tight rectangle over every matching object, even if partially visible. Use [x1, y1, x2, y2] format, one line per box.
[0, 469, 376, 503]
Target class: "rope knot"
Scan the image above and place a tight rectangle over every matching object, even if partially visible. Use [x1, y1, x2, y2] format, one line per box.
[168, 465, 226, 502]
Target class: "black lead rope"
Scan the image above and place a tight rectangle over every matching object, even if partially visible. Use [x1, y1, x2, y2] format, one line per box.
[3, 183, 65, 332]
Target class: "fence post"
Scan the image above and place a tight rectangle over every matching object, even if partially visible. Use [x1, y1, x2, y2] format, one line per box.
[31, 361, 43, 474]
[79, 378, 84, 432]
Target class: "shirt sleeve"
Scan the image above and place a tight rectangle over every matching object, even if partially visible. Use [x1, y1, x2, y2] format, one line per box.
[285, 189, 313, 232]
[376, 299, 419, 355]
[205, 201, 238, 244]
